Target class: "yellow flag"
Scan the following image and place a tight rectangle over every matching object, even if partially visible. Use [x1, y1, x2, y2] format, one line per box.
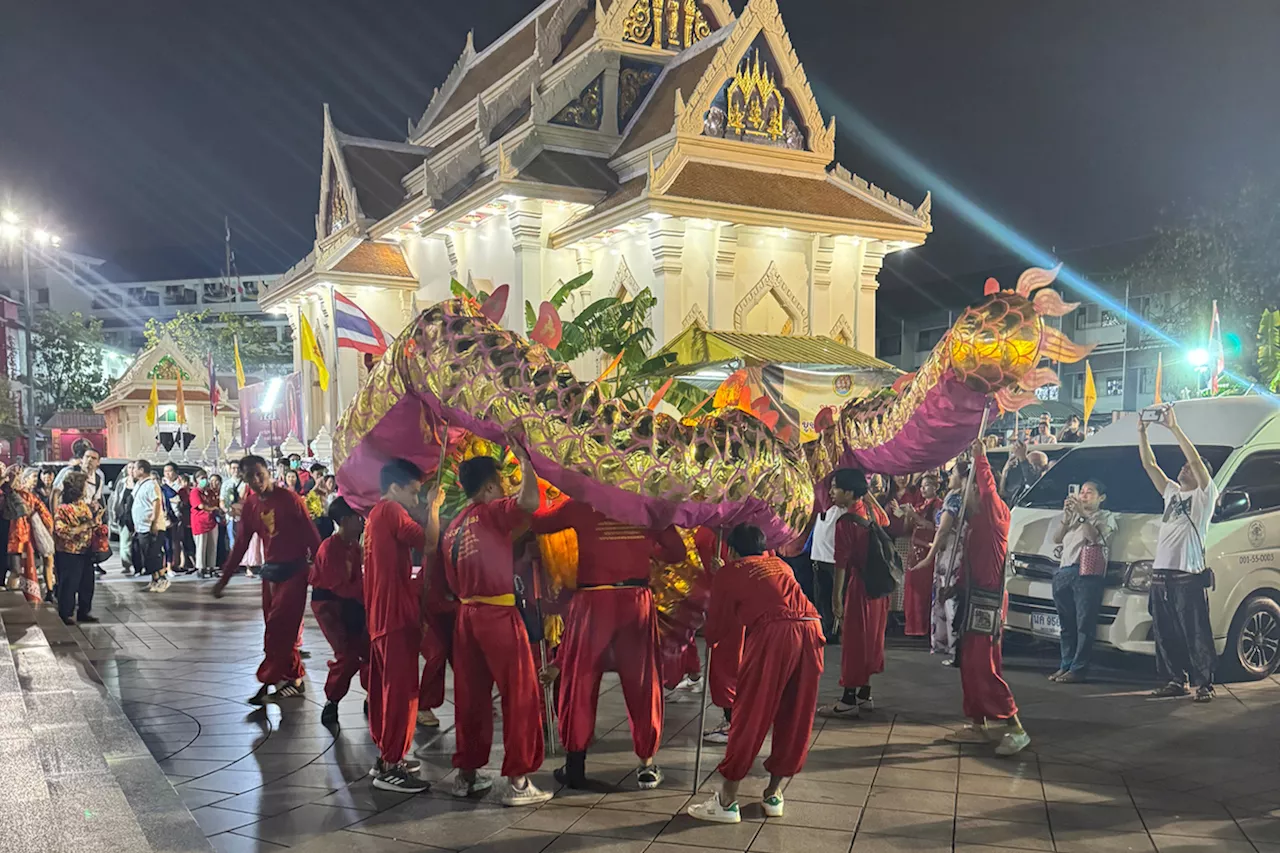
[233, 335, 247, 390]
[145, 378, 159, 427]
[1081, 360, 1097, 426]
[299, 312, 330, 391]
[1153, 352, 1163, 405]
[175, 374, 187, 425]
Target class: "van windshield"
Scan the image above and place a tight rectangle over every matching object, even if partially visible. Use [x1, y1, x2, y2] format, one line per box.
[1018, 445, 1235, 514]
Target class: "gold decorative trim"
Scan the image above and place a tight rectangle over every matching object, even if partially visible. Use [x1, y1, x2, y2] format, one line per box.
[733, 261, 807, 333]
[674, 0, 835, 160]
[606, 0, 724, 49]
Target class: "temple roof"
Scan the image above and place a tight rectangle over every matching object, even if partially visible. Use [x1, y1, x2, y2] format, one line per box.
[335, 133, 428, 221]
[658, 325, 899, 371]
[662, 162, 922, 226]
[330, 241, 413, 278]
[616, 31, 728, 157]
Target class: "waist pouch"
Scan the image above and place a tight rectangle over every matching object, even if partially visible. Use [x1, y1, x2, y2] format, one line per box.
[259, 559, 305, 583]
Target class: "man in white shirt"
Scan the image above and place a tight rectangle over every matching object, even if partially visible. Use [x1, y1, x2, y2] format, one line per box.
[1139, 406, 1218, 702]
[130, 460, 168, 592]
[53, 440, 105, 513]
[808, 484, 850, 640]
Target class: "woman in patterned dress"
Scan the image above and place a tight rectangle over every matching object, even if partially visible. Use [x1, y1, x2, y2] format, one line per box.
[8, 467, 54, 604]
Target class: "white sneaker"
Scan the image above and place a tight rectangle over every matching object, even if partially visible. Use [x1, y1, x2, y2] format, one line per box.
[945, 723, 991, 744]
[687, 793, 741, 824]
[417, 708, 440, 728]
[703, 721, 730, 744]
[451, 772, 494, 798]
[156, 577, 171, 593]
[763, 792, 784, 818]
[995, 729, 1031, 757]
[674, 675, 704, 693]
[502, 779, 553, 807]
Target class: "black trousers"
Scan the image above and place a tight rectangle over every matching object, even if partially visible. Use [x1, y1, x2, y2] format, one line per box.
[135, 532, 164, 578]
[812, 560, 839, 643]
[55, 552, 95, 621]
[1149, 570, 1216, 689]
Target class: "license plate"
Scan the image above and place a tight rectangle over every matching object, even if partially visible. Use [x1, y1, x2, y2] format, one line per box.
[1031, 612, 1061, 638]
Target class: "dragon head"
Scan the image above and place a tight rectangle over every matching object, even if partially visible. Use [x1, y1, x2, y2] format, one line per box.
[946, 265, 1094, 410]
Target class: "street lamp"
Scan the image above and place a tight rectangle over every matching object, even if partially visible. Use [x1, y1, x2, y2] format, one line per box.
[1, 211, 63, 463]
[1187, 348, 1210, 368]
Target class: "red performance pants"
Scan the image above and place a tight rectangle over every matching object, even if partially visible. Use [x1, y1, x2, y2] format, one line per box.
[452, 604, 544, 778]
[369, 626, 422, 764]
[709, 626, 744, 710]
[311, 597, 369, 703]
[718, 620, 824, 781]
[419, 610, 455, 710]
[960, 632, 1018, 723]
[903, 564, 933, 638]
[840, 572, 889, 687]
[558, 587, 662, 759]
[257, 572, 308, 685]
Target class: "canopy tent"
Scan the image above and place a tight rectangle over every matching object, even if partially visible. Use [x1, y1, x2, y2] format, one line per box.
[652, 325, 901, 443]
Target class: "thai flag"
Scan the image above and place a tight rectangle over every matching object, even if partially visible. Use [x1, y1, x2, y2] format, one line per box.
[334, 291, 389, 357]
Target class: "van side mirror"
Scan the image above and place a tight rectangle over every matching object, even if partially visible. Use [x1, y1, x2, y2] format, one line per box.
[1216, 488, 1251, 522]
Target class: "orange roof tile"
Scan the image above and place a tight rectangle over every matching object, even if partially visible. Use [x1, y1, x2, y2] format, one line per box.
[664, 162, 919, 225]
[331, 242, 414, 278]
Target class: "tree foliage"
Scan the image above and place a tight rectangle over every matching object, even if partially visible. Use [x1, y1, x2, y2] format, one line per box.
[1126, 181, 1280, 378]
[144, 310, 290, 376]
[31, 311, 110, 421]
[0, 375, 22, 442]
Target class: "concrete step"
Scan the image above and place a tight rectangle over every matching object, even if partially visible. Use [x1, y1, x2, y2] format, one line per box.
[0, 594, 212, 853]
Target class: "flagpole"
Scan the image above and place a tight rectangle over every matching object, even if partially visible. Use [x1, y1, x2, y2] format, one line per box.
[328, 284, 343, 431]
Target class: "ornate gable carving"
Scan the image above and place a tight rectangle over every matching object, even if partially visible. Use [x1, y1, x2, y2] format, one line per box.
[550, 73, 604, 129]
[317, 105, 361, 243]
[612, 256, 639, 298]
[148, 355, 190, 382]
[323, 167, 351, 237]
[618, 57, 664, 128]
[674, 0, 835, 160]
[733, 262, 807, 334]
[601, 0, 732, 49]
[703, 44, 805, 150]
[683, 304, 709, 330]
[533, 47, 611, 126]
[829, 315, 854, 347]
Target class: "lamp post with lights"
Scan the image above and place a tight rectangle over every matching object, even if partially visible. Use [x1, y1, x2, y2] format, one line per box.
[1, 210, 61, 462]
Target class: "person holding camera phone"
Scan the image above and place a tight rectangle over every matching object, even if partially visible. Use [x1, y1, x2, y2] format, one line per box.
[1050, 481, 1116, 683]
[1138, 406, 1218, 703]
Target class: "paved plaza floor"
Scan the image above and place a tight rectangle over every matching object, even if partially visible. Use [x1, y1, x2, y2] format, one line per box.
[37, 569, 1280, 852]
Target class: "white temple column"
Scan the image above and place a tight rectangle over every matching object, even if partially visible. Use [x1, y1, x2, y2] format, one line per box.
[648, 218, 686, 346]
[711, 224, 738, 331]
[602, 61, 621, 135]
[857, 242, 887, 353]
[809, 234, 835, 337]
[506, 198, 543, 333]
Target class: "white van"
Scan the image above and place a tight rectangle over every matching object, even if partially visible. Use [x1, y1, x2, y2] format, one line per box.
[1005, 397, 1280, 680]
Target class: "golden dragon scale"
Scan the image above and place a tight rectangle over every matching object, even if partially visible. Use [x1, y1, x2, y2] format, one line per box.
[333, 266, 1089, 544]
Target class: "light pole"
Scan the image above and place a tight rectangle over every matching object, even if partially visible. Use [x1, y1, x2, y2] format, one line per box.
[2, 210, 61, 463]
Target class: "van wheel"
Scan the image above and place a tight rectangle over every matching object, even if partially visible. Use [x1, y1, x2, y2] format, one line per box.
[1224, 594, 1280, 681]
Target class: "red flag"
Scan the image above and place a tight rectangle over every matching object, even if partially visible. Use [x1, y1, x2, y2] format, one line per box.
[208, 353, 220, 415]
[1209, 300, 1224, 394]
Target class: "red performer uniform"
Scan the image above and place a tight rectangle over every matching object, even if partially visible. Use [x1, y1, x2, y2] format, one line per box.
[957, 454, 1018, 722]
[531, 500, 685, 759]
[708, 554, 824, 781]
[363, 500, 427, 765]
[444, 497, 543, 778]
[419, 547, 456, 712]
[835, 497, 891, 688]
[693, 528, 743, 709]
[309, 534, 370, 703]
[220, 488, 321, 686]
[894, 495, 941, 638]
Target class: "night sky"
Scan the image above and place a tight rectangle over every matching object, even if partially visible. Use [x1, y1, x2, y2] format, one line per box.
[3, 1, 1279, 309]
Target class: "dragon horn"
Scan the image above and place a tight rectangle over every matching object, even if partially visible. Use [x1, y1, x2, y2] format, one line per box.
[1015, 264, 1063, 297]
[1040, 326, 1095, 364]
[983, 277, 1001, 296]
[1032, 288, 1080, 318]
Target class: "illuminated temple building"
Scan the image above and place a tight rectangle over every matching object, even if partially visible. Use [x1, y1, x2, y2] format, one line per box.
[265, 0, 932, 436]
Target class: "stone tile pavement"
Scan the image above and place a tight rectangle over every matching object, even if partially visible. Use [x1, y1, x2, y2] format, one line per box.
[48, 569, 1280, 852]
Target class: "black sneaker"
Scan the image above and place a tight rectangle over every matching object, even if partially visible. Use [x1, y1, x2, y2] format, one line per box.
[95, 565, 106, 576]
[369, 757, 421, 777]
[321, 702, 339, 725]
[372, 762, 430, 793]
[300, 649, 312, 660]
[247, 685, 271, 706]
[273, 680, 306, 700]
[637, 764, 663, 790]
[1150, 681, 1189, 698]
[77, 614, 100, 624]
